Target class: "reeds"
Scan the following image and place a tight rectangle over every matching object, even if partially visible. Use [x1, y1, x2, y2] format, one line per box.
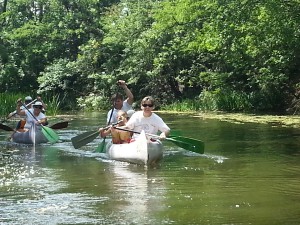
[0, 93, 23, 121]
[0, 93, 61, 121]
[162, 89, 253, 112]
[44, 94, 61, 115]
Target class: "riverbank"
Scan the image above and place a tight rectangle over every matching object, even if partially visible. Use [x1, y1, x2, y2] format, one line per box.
[193, 112, 300, 128]
[157, 111, 300, 129]
[46, 111, 300, 129]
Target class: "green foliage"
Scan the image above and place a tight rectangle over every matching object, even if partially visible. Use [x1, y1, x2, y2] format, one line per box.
[0, 93, 63, 119]
[162, 89, 253, 112]
[43, 94, 62, 115]
[0, 93, 21, 120]
[77, 93, 110, 111]
[1, 0, 300, 113]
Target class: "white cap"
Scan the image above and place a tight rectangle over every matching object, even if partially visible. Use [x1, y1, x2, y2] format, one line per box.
[25, 96, 32, 101]
[127, 110, 135, 118]
[33, 101, 43, 107]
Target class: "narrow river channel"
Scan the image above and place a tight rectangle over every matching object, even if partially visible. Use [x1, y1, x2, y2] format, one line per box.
[1, 112, 300, 224]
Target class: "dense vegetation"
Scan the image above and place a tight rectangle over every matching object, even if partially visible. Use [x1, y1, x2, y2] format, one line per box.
[1, 0, 300, 113]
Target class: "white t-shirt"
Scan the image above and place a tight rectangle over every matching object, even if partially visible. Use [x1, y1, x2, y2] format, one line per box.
[24, 109, 46, 129]
[126, 111, 170, 139]
[106, 100, 133, 124]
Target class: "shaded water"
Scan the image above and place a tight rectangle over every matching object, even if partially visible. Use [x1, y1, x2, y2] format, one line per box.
[1, 112, 300, 224]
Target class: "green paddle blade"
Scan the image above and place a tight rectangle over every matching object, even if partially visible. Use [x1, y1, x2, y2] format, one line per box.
[71, 130, 99, 149]
[168, 135, 205, 154]
[170, 130, 182, 136]
[41, 126, 59, 144]
[96, 139, 107, 153]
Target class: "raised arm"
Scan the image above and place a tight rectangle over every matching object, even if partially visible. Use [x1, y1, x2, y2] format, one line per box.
[118, 80, 134, 105]
[37, 96, 47, 110]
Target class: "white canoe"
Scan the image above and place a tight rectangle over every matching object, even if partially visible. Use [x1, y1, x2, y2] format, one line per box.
[106, 130, 163, 165]
[12, 124, 48, 144]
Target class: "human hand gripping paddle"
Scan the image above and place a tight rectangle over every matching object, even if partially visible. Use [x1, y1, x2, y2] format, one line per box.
[21, 102, 59, 144]
[96, 108, 115, 153]
[0, 99, 37, 131]
[114, 127, 205, 154]
[71, 121, 120, 149]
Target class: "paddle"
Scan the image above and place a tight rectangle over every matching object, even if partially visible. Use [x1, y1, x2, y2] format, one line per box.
[0, 99, 38, 132]
[0, 123, 14, 131]
[21, 103, 59, 144]
[50, 121, 69, 130]
[71, 130, 99, 149]
[0, 121, 68, 132]
[1, 99, 37, 123]
[114, 127, 205, 154]
[97, 93, 116, 153]
[71, 121, 120, 149]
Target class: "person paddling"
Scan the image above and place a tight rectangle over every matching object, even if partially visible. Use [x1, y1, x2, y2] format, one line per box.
[107, 80, 134, 124]
[10, 96, 48, 130]
[122, 96, 170, 141]
[16, 100, 48, 131]
[100, 110, 132, 144]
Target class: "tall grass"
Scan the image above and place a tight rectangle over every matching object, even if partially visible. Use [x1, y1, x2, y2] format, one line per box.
[43, 94, 62, 115]
[0, 93, 26, 121]
[162, 89, 253, 112]
[0, 93, 62, 121]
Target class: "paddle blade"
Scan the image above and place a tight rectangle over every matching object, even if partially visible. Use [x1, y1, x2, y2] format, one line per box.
[50, 121, 68, 130]
[170, 130, 182, 136]
[0, 123, 14, 131]
[41, 126, 59, 144]
[71, 130, 99, 149]
[96, 139, 107, 153]
[168, 135, 205, 154]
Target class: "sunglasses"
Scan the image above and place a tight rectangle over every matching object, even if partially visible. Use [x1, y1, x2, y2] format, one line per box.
[142, 104, 153, 108]
[33, 106, 43, 109]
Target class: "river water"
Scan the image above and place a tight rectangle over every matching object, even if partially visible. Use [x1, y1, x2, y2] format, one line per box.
[0, 112, 300, 225]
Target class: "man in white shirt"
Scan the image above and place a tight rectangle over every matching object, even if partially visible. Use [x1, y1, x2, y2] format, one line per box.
[107, 80, 134, 124]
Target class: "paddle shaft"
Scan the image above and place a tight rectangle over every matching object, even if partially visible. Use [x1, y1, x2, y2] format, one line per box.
[0, 121, 68, 132]
[71, 121, 120, 149]
[7, 99, 37, 120]
[21, 102, 59, 143]
[114, 127, 165, 139]
[1, 99, 37, 124]
[21, 102, 46, 125]
[0, 99, 38, 131]
[114, 127, 205, 154]
[99, 108, 114, 151]
[98, 93, 116, 152]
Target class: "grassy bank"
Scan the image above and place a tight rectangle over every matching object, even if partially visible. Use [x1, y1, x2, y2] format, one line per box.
[195, 112, 300, 129]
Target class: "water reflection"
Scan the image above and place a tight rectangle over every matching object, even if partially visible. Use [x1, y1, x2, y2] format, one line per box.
[0, 146, 107, 224]
[106, 163, 165, 224]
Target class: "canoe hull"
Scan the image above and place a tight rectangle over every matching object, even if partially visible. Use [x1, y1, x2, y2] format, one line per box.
[106, 131, 163, 165]
[12, 125, 48, 144]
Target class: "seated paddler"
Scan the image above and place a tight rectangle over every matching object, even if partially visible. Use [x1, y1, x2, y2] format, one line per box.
[121, 96, 170, 142]
[16, 99, 48, 132]
[99, 110, 132, 144]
